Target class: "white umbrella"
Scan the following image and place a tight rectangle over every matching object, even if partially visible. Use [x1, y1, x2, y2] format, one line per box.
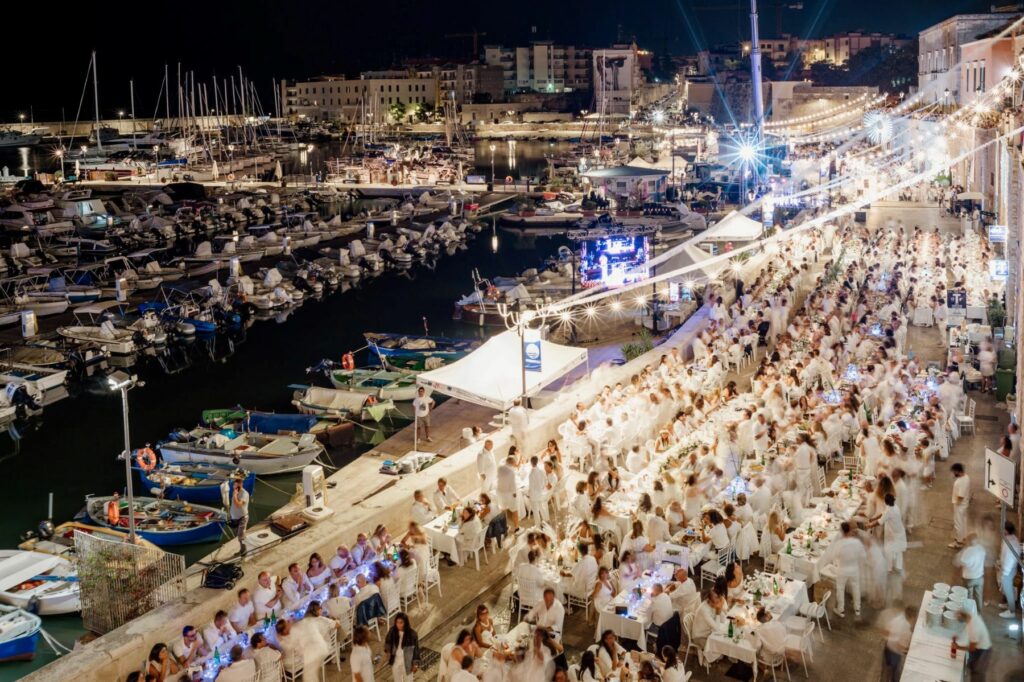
[274, 160, 283, 180]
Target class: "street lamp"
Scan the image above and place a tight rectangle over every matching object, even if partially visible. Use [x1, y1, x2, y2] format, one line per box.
[18, 113, 25, 123]
[108, 371, 142, 544]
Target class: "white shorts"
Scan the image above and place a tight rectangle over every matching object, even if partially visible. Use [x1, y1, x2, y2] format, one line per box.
[497, 491, 517, 512]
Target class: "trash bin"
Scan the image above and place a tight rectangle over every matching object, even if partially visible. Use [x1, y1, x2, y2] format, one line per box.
[996, 367, 1016, 402]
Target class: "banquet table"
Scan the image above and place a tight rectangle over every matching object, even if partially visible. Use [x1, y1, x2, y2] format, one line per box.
[424, 512, 464, 565]
[776, 511, 844, 584]
[899, 591, 969, 682]
[596, 564, 677, 649]
[912, 307, 934, 327]
[703, 573, 809, 676]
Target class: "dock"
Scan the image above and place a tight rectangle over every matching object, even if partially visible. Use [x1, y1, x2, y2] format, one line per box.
[368, 398, 498, 459]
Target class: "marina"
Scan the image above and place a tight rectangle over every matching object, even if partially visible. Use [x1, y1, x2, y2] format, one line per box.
[0, 3, 1023, 682]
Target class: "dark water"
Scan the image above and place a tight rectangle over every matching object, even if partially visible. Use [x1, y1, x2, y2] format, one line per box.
[0, 138, 575, 181]
[0, 229, 566, 678]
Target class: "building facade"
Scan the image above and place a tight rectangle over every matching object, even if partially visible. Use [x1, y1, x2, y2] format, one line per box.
[483, 42, 592, 94]
[280, 74, 436, 123]
[593, 45, 642, 116]
[959, 34, 1018, 106]
[918, 12, 1021, 104]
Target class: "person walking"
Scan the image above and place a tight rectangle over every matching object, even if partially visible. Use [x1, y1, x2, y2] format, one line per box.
[822, 521, 867, 618]
[955, 534, 987, 610]
[228, 477, 250, 556]
[949, 463, 971, 549]
[999, 522, 1021, 619]
[509, 398, 530, 451]
[477, 439, 498, 494]
[383, 612, 421, 682]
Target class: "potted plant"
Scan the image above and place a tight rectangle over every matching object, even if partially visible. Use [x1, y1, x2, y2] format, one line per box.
[987, 296, 1006, 331]
[581, 199, 598, 217]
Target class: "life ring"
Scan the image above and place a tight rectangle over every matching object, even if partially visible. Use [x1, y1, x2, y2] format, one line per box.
[106, 501, 121, 526]
[505, 176, 513, 184]
[341, 352, 355, 370]
[485, 285, 499, 299]
[135, 447, 157, 472]
[227, 173, 236, 181]
[366, 395, 377, 405]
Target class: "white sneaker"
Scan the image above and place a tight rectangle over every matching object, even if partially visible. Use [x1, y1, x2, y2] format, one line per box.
[834, 609, 845, 618]
[999, 610, 1015, 619]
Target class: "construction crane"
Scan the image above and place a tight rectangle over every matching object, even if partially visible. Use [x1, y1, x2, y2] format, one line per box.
[443, 29, 488, 60]
[691, 1, 802, 38]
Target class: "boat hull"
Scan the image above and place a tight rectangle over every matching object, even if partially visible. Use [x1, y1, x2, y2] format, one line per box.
[158, 443, 322, 476]
[138, 466, 256, 505]
[82, 497, 226, 547]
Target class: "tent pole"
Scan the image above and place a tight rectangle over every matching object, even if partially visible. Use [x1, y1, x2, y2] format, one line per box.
[413, 410, 419, 453]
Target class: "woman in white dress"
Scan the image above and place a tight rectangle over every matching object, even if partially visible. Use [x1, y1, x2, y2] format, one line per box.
[306, 552, 332, 589]
[400, 522, 431, 589]
[350, 626, 375, 682]
[618, 551, 641, 592]
[591, 567, 617, 623]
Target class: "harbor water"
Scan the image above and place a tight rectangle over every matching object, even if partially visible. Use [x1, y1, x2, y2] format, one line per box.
[0, 218, 566, 679]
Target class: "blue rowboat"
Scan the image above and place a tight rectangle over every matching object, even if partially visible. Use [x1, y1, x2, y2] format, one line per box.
[364, 332, 480, 371]
[79, 496, 227, 547]
[0, 605, 40, 662]
[137, 462, 255, 506]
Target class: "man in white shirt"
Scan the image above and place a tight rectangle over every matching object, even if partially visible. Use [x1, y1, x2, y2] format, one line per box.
[216, 645, 257, 682]
[228, 588, 255, 633]
[477, 439, 498, 493]
[171, 625, 208, 667]
[949, 463, 970, 548]
[451, 655, 478, 682]
[412, 386, 435, 442]
[691, 591, 726, 648]
[201, 609, 236, 651]
[563, 543, 598, 599]
[526, 588, 565, 638]
[508, 398, 530, 450]
[496, 455, 520, 532]
[937, 376, 961, 421]
[649, 584, 675, 627]
[432, 477, 460, 511]
[455, 507, 483, 562]
[281, 562, 314, 611]
[625, 446, 647, 474]
[953, 608, 992, 679]
[666, 567, 699, 615]
[793, 434, 816, 505]
[999, 522, 1021, 619]
[323, 583, 352, 636]
[821, 522, 867, 618]
[527, 456, 548, 525]
[246, 633, 282, 679]
[955, 534, 987, 611]
[883, 607, 914, 682]
[252, 572, 283, 620]
[410, 490, 435, 526]
[748, 477, 771, 515]
[351, 533, 376, 565]
[646, 509, 670, 545]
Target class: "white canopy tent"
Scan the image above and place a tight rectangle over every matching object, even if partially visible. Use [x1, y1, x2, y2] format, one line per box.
[957, 191, 984, 201]
[416, 331, 588, 411]
[699, 211, 764, 243]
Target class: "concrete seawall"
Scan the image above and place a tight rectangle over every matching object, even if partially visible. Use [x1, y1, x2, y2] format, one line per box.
[26, 253, 766, 681]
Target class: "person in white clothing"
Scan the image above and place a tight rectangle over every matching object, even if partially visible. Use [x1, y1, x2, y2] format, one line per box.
[496, 456, 520, 532]
[410, 490, 434, 527]
[999, 522, 1021, 619]
[477, 439, 498, 493]
[432, 477, 460, 511]
[282, 562, 314, 611]
[526, 588, 565, 638]
[821, 522, 867, 618]
[228, 588, 255, 633]
[527, 456, 548, 525]
[883, 607, 915, 682]
[350, 626, 375, 682]
[562, 543, 598, 598]
[666, 568, 699, 615]
[955, 534, 987, 610]
[252, 571, 283, 620]
[248, 633, 282, 680]
[509, 398, 530, 449]
[793, 433, 816, 505]
[451, 655, 478, 682]
[753, 606, 787, 654]
[412, 386, 435, 442]
[950, 463, 970, 548]
[201, 609, 236, 651]
[216, 645, 256, 682]
[649, 583, 675, 627]
[869, 494, 907, 572]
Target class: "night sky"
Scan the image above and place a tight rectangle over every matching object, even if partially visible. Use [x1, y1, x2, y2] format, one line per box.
[3, 0, 997, 121]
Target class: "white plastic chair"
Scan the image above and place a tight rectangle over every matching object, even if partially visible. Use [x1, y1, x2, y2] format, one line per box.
[323, 624, 341, 672]
[425, 546, 443, 600]
[784, 617, 815, 677]
[459, 527, 488, 570]
[758, 645, 791, 682]
[516, 575, 544, 622]
[797, 589, 832, 641]
[681, 611, 710, 675]
[282, 651, 304, 682]
[399, 562, 420, 611]
[700, 546, 729, 589]
[257, 657, 283, 682]
[957, 398, 976, 435]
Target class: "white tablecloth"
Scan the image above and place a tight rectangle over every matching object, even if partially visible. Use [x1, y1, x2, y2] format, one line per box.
[424, 514, 462, 565]
[900, 591, 968, 682]
[912, 307, 934, 326]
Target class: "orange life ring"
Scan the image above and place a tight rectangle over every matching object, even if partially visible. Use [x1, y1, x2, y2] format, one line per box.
[366, 395, 377, 405]
[341, 352, 355, 370]
[505, 176, 513, 184]
[135, 448, 157, 472]
[106, 501, 121, 526]
[485, 285, 500, 299]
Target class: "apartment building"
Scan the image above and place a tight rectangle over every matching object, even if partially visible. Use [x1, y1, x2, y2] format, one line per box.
[593, 45, 642, 116]
[484, 42, 592, 94]
[918, 12, 1021, 104]
[280, 73, 436, 123]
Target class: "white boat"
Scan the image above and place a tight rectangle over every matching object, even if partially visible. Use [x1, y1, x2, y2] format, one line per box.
[0, 130, 41, 148]
[159, 429, 324, 476]
[0, 550, 80, 615]
[0, 362, 67, 393]
[57, 321, 135, 355]
[292, 385, 395, 419]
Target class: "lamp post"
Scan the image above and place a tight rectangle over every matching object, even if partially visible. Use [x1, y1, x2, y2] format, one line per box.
[497, 301, 547, 403]
[108, 371, 142, 544]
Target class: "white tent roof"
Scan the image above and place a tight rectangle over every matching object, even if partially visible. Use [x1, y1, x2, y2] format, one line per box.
[658, 243, 723, 280]
[417, 331, 588, 411]
[957, 191, 983, 201]
[700, 211, 763, 242]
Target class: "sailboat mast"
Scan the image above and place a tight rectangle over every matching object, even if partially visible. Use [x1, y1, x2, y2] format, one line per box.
[130, 79, 137, 150]
[164, 64, 171, 122]
[92, 51, 103, 152]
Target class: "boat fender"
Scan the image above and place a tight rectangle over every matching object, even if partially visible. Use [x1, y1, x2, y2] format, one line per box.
[135, 447, 158, 472]
[341, 352, 355, 370]
[366, 395, 377, 405]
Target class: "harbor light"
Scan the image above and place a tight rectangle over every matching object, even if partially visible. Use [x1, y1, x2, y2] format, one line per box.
[107, 371, 141, 544]
[18, 113, 25, 122]
[652, 110, 665, 124]
[560, 311, 571, 322]
[739, 143, 756, 162]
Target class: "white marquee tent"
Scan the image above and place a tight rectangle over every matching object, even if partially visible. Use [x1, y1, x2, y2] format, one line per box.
[416, 331, 588, 411]
[699, 210, 764, 243]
